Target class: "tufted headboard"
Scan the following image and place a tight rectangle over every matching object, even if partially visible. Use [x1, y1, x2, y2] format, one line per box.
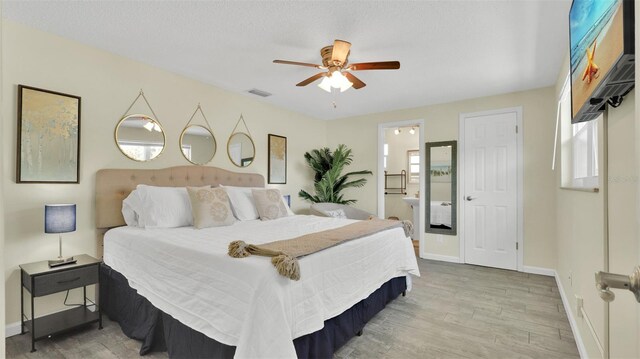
[95, 166, 265, 229]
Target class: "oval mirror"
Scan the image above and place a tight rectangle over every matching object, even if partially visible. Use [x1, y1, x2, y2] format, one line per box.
[115, 114, 165, 162]
[227, 132, 255, 167]
[180, 125, 217, 165]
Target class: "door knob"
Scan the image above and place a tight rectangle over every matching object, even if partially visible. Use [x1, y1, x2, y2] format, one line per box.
[465, 196, 476, 201]
[594, 266, 640, 303]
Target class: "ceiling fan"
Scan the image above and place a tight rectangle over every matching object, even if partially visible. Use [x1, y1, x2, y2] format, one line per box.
[273, 39, 400, 92]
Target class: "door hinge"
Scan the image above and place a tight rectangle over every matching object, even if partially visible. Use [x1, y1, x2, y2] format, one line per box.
[516, 242, 519, 250]
[515, 125, 518, 133]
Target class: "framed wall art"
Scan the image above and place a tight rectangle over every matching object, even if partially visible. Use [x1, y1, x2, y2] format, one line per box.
[268, 134, 287, 184]
[17, 85, 81, 183]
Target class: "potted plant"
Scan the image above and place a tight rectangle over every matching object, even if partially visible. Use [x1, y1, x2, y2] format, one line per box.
[299, 144, 372, 204]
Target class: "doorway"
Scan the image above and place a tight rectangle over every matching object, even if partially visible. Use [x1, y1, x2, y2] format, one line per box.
[459, 107, 523, 270]
[378, 119, 425, 257]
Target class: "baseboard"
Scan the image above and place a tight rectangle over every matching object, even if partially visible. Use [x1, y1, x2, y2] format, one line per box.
[522, 265, 556, 277]
[421, 253, 461, 263]
[554, 270, 588, 359]
[5, 322, 21, 338]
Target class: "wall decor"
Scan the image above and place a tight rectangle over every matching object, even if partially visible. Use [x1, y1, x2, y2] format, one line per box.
[17, 85, 81, 183]
[115, 89, 165, 162]
[268, 134, 287, 184]
[180, 104, 217, 165]
[227, 114, 255, 168]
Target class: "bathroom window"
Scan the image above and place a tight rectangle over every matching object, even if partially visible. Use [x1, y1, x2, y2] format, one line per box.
[384, 143, 389, 169]
[407, 150, 420, 183]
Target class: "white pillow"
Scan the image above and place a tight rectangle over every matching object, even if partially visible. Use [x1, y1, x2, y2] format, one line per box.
[135, 185, 195, 228]
[220, 185, 260, 221]
[122, 190, 143, 227]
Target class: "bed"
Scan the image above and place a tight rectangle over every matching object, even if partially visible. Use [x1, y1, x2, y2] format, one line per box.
[430, 201, 452, 228]
[96, 166, 420, 358]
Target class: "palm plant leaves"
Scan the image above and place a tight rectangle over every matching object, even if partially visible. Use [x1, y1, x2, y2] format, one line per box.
[299, 144, 372, 204]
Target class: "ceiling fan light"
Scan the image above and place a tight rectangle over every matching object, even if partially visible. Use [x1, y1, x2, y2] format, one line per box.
[330, 71, 347, 88]
[339, 79, 353, 92]
[318, 77, 332, 92]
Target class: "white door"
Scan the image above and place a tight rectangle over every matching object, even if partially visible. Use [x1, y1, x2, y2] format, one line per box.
[462, 110, 519, 270]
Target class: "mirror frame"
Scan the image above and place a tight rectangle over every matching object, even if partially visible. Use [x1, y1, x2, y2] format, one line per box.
[114, 113, 166, 162]
[425, 140, 457, 235]
[179, 124, 217, 165]
[227, 131, 256, 168]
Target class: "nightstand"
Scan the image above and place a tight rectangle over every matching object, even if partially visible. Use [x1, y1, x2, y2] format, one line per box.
[19, 254, 102, 352]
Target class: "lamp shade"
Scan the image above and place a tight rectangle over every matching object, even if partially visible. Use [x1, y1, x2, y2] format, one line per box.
[45, 204, 76, 234]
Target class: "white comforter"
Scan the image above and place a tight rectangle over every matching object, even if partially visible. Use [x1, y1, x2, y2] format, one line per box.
[103, 215, 420, 358]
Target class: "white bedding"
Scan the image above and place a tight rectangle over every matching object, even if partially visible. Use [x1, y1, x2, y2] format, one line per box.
[430, 201, 452, 227]
[104, 215, 419, 358]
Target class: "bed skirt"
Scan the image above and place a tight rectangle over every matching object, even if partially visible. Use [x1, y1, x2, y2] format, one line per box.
[100, 263, 406, 358]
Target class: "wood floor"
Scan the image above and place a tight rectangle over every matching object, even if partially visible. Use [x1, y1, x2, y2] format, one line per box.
[6, 259, 579, 359]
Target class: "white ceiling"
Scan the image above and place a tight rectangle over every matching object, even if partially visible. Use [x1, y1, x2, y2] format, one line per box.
[3, 0, 571, 120]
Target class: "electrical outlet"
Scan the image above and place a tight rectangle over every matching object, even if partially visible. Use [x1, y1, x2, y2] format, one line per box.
[575, 295, 584, 318]
[568, 271, 573, 287]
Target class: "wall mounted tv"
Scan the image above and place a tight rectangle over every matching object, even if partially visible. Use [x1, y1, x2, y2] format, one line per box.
[570, 0, 634, 123]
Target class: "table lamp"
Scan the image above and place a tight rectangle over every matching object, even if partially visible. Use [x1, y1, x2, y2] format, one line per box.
[45, 204, 77, 267]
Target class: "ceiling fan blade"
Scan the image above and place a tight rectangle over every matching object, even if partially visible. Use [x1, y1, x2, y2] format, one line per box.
[348, 61, 401, 71]
[344, 72, 366, 89]
[331, 40, 351, 64]
[273, 60, 322, 69]
[296, 73, 326, 86]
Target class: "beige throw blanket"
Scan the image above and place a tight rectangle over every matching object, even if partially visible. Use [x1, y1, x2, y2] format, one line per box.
[228, 218, 413, 280]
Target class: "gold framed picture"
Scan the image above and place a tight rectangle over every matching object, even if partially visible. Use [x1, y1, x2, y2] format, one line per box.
[17, 85, 81, 183]
[268, 134, 286, 184]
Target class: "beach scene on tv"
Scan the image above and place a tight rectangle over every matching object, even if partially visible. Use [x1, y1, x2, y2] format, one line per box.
[570, 0, 623, 118]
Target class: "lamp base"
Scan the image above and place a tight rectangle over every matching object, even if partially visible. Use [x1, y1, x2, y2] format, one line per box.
[48, 256, 77, 268]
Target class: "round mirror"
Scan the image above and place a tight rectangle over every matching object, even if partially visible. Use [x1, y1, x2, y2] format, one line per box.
[115, 114, 165, 162]
[227, 132, 255, 167]
[180, 125, 217, 165]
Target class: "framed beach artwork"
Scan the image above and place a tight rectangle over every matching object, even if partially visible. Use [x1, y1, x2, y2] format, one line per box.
[16, 85, 81, 183]
[430, 161, 452, 183]
[268, 134, 287, 184]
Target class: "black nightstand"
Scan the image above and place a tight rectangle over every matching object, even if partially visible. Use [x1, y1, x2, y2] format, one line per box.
[19, 254, 102, 352]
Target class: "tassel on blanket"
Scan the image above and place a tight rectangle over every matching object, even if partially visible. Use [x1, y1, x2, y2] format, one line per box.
[229, 240, 251, 258]
[271, 254, 301, 281]
[401, 220, 414, 238]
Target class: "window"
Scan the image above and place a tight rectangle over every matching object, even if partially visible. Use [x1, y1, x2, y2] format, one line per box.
[118, 141, 164, 161]
[572, 120, 598, 187]
[383, 143, 388, 169]
[407, 150, 420, 183]
[559, 75, 599, 188]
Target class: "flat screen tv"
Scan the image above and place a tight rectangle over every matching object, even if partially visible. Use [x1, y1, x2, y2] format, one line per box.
[570, 0, 634, 123]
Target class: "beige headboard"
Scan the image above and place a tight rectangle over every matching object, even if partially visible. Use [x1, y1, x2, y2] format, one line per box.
[95, 166, 265, 229]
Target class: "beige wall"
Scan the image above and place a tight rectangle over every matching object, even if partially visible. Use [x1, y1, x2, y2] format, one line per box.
[2, 21, 327, 327]
[327, 87, 557, 268]
[0, 3, 5, 353]
[554, 45, 638, 357]
[383, 127, 419, 222]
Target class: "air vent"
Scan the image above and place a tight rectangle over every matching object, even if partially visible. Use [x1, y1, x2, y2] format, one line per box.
[247, 89, 272, 97]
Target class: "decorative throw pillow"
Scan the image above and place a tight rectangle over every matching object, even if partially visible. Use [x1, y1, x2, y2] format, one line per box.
[251, 189, 289, 221]
[187, 187, 236, 229]
[324, 209, 347, 219]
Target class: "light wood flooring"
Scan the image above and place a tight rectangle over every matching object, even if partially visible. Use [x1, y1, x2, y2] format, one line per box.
[6, 259, 579, 359]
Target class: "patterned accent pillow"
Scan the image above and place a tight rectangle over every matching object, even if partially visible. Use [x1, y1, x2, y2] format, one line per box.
[251, 189, 289, 221]
[187, 187, 236, 229]
[324, 209, 347, 219]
